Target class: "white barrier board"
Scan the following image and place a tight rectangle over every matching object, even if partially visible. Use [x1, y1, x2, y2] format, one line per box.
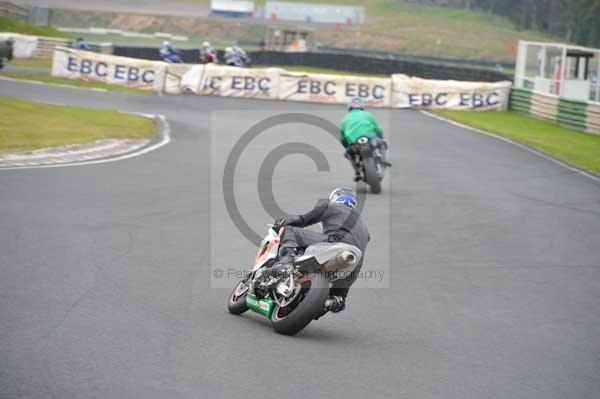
[185, 64, 282, 99]
[52, 47, 167, 91]
[278, 72, 392, 107]
[391, 74, 512, 110]
[163, 63, 197, 94]
[0, 33, 38, 58]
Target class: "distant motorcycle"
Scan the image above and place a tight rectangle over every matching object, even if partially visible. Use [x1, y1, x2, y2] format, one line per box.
[227, 225, 362, 335]
[160, 42, 183, 63]
[161, 52, 182, 63]
[225, 47, 251, 68]
[349, 136, 387, 194]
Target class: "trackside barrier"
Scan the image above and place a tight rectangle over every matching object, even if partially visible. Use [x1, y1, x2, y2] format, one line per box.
[51, 48, 514, 110]
[180, 64, 510, 109]
[277, 71, 392, 107]
[0, 32, 38, 57]
[391, 75, 511, 110]
[0, 32, 71, 57]
[183, 64, 282, 99]
[509, 88, 600, 135]
[52, 47, 167, 91]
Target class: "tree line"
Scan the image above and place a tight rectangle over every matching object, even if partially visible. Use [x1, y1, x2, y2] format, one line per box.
[444, 0, 600, 48]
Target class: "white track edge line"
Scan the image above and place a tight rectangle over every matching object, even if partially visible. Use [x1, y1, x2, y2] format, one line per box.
[420, 110, 600, 183]
[0, 115, 171, 170]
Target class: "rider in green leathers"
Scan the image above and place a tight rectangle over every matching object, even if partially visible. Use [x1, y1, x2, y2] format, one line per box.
[339, 97, 390, 181]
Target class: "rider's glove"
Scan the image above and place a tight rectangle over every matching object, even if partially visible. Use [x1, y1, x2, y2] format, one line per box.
[273, 215, 301, 230]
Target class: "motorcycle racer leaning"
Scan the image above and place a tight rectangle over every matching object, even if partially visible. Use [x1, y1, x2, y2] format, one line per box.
[340, 97, 391, 181]
[272, 188, 369, 313]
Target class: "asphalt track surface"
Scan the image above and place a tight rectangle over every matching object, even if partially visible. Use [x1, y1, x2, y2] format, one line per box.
[1, 79, 600, 399]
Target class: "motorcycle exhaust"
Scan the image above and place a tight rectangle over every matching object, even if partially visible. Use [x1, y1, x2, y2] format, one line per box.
[324, 250, 358, 272]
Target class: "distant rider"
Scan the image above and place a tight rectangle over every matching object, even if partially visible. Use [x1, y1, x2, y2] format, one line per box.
[159, 41, 182, 63]
[225, 44, 250, 67]
[200, 41, 217, 63]
[73, 37, 91, 51]
[272, 187, 370, 313]
[340, 97, 390, 181]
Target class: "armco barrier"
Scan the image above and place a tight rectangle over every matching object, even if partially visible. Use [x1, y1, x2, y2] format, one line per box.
[113, 46, 200, 63]
[510, 88, 600, 135]
[318, 46, 514, 70]
[250, 51, 510, 82]
[113, 46, 510, 83]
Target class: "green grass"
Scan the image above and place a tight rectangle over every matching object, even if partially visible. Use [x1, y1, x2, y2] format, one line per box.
[436, 110, 600, 175]
[0, 16, 72, 38]
[0, 71, 151, 95]
[8, 57, 53, 69]
[0, 96, 155, 153]
[254, 64, 387, 78]
[323, 2, 552, 62]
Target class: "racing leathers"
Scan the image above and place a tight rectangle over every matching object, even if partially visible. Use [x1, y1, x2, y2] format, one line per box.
[276, 201, 369, 298]
[339, 108, 390, 176]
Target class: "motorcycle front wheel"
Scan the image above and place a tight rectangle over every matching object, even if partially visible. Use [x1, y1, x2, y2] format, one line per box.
[270, 273, 330, 335]
[227, 281, 249, 315]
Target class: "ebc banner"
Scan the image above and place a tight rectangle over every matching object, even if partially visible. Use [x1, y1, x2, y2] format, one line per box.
[391, 74, 511, 110]
[52, 47, 167, 91]
[278, 72, 392, 107]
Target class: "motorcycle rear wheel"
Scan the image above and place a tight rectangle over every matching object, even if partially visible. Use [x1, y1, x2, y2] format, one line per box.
[364, 156, 382, 194]
[270, 273, 330, 335]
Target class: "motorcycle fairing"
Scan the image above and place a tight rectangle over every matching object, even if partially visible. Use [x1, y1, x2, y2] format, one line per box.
[252, 227, 280, 272]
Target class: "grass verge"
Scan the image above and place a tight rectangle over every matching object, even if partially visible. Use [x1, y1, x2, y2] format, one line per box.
[0, 16, 72, 38]
[8, 57, 53, 69]
[435, 110, 600, 175]
[0, 71, 151, 95]
[0, 95, 155, 153]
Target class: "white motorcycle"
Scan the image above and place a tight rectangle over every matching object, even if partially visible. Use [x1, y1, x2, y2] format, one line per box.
[227, 225, 362, 335]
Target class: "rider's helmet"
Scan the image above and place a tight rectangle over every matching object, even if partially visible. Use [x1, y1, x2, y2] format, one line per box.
[202, 41, 210, 48]
[162, 41, 170, 47]
[348, 97, 364, 110]
[329, 187, 357, 209]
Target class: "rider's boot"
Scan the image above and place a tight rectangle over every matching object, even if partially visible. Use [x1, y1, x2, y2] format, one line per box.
[324, 295, 346, 313]
[378, 141, 392, 167]
[269, 248, 296, 277]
